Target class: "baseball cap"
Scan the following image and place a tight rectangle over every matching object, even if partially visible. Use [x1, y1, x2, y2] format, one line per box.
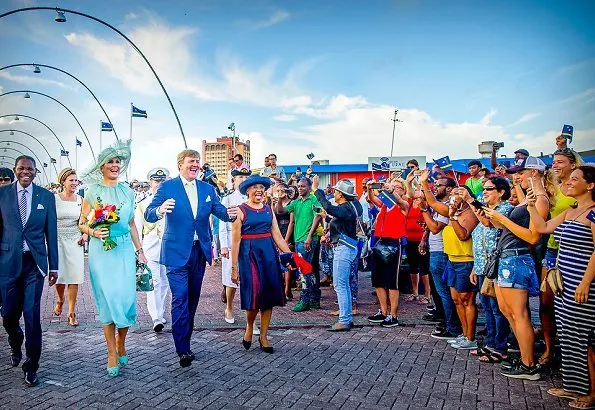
[514, 148, 530, 156]
[506, 156, 546, 174]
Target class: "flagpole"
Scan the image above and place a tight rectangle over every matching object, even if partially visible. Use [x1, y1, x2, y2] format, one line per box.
[75, 140, 78, 171]
[99, 121, 103, 152]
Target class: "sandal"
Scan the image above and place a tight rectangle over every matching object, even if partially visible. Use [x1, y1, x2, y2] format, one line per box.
[570, 397, 595, 409]
[546, 388, 580, 401]
[53, 300, 64, 316]
[538, 353, 552, 366]
[403, 294, 419, 302]
[478, 351, 502, 364]
[489, 351, 508, 362]
[67, 313, 79, 326]
[471, 346, 491, 356]
[417, 296, 431, 305]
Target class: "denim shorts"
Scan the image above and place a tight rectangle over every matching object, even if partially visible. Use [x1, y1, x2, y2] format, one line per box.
[496, 254, 539, 296]
[542, 248, 558, 270]
[445, 261, 475, 293]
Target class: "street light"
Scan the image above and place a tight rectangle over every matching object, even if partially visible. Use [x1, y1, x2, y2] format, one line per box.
[0, 7, 187, 148]
[24, 92, 30, 98]
[0, 90, 95, 159]
[14, 115, 19, 121]
[0, 113, 73, 167]
[0, 63, 120, 141]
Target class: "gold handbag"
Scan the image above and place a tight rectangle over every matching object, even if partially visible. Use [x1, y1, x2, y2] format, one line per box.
[480, 278, 497, 298]
[541, 249, 563, 296]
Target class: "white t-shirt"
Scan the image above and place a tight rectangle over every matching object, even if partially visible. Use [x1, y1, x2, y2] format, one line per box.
[428, 211, 449, 252]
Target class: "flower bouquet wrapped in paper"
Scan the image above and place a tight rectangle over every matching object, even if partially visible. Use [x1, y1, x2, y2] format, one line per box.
[88, 198, 120, 251]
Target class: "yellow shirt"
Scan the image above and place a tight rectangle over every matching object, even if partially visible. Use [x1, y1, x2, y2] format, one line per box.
[547, 188, 577, 249]
[443, 225, 474, 262]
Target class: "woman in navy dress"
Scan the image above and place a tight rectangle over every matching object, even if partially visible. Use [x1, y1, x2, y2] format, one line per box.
[231, 175, 291, 353]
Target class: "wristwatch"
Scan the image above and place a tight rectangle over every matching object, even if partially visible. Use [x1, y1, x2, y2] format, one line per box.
[420, 208, 429, 213]
[450, 215, 458, 221]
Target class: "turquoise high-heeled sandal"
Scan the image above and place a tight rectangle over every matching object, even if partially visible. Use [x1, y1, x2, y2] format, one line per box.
[118, 355, 128, 367]
[107, 366, 120, 377]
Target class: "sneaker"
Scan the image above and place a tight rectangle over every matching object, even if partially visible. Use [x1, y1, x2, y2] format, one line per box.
[430, 329, 459, 340]
[381, 315, 400, 328]
[153, 320, 164, 333]
[422, 313, 442, 323]
[501, 362, 541, 381]
[447, 334, 466, 344]
[501, 356, 520, 371]
[291, 301, 310, 312]
[453, 338, 478, 350]
[367, 309, 387, 323]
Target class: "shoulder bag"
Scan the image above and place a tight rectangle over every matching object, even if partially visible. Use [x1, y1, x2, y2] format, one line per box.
[480, 229, 497, 298]
[136, 259, 154, 292]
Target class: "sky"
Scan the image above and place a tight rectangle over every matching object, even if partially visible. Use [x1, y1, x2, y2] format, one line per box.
[0, 0, 594, 181]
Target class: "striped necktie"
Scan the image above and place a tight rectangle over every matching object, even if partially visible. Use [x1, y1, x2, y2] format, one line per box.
[19, 189, 27, 250]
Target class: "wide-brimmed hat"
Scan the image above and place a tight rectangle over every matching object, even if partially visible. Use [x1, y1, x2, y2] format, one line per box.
[506, 156, 546, 174]
[80, 139, 131, 184]
[239, 174, 272, 195]
[231, 167, 251, 177]
[332, 179, 357, 198]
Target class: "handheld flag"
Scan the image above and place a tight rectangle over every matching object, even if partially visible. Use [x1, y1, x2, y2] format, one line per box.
[50, 158, 57, 164]
[228, 122, 235, 131]
[101, 122, 113, 132]
[60, 149, 69, 157]
[306, 153, 315, 160]
[76, 138, 82, 147]
[377, 190, 398, 210]
[587, 210, 595, 224]
[131, 105, 147, 118]
[561, 124, 573, 143]
[371, 162, 383, 171]
[434, 156, 453, 170]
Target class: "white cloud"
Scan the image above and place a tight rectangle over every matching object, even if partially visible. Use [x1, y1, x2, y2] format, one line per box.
[479, 108, 497, 126]
[507, 112, 542, 128]
[0, 71, 72, 90]
[555, 87, 595, 106]
[273, 114, 298, 122]
[125, 12, 138, 21]
[249, 10, 290, 30]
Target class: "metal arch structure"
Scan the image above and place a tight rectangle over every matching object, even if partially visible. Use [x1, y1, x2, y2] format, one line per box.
[0, 140, 56, 181]
[0, 113, 72, 167]
[0, 146, 49, 183]
[0, 63, 120, 142]
[0, 7, 188, 148]
[0, 90, 95, 159]
[0, 132, 59, 175]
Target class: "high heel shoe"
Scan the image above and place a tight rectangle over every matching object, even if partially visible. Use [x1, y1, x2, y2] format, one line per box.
[118, 355, 128, 367]
[258, 336, 274, 354]
[242, 339, 252, 350]
[53, 301, 63, 316]
[107, 366, 120, 377]
[67, 312, 78, 326]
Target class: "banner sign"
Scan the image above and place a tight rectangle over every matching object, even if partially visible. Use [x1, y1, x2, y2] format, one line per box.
[367, 156, 426, 172]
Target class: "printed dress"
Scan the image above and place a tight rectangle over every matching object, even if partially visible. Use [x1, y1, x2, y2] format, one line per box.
[237, 203, 285, 310]
[554, 220, 595, 395]
[55, 194, 85, 284]
[86, 183, 137, 328]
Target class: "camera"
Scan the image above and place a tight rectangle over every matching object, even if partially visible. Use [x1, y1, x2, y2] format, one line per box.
[285, 186, 298, 201]
[369, 182, 384, 190]
[312, 205, 324, 214]
[494, 142, 505, 149]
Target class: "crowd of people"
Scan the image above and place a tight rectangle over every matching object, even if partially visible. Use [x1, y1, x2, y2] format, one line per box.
[0, 129, 594, 410]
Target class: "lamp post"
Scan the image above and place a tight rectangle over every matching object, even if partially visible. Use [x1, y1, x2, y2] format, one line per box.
[0, 130, 60, 177]
[0, 6, 187, 148]
[0, 90, 95, 159]
[0, 114, 72, 167]
[390, 109, 402, 157]
[0, 146, 49, 183]
[0, 63, 120, 142]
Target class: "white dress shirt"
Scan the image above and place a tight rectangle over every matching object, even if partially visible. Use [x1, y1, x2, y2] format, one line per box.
[180, 175, 199, 240]
[17, 182, 33, 252]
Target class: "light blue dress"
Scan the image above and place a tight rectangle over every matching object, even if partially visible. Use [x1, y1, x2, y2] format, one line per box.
[86, 183, 137, 328]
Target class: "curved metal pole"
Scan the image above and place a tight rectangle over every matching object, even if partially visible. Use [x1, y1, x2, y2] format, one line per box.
[0, 140, 55, 181]
[0, 130, 59, 175]
[0, 146, 49, 184]
[0, 7, 187, 148]
[0, 114, 72, 167]
[0, 63, 120, 142]
[0, 90, 95, 159]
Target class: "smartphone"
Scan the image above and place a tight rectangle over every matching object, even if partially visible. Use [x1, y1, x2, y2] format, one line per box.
[495, 142, 505, 149]
[413, 170, 422, 177]
[312, 205, 324, 214]
[528, 177, 535, 191]
[369, 182, 384, 190]
[471, 200, 484, 210]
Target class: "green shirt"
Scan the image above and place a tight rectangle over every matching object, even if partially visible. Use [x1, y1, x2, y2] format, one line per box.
[285, 194, 321, 242]
[465, 177, 484, 198]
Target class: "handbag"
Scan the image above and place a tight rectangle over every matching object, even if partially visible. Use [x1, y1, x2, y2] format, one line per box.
[372, 240, 399, 265]
[480, 277, 497, 298]
[136, 259, 154, 292]
[482, 229, 502, 280]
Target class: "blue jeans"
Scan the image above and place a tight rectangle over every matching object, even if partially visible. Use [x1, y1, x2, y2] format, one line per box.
[296, 240, 320, 304]
[496, 254, 539, 296]
[349, 241, 362, 305]
[430, 252, 461, 335]
[333, 244, 357, 325]
[477, 275, 510, 352]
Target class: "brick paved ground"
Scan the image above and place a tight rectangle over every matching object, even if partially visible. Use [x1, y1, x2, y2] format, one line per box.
[0, 260, 567, 409]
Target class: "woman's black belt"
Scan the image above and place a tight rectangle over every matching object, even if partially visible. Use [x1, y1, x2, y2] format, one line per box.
[499, 248, 530, 258]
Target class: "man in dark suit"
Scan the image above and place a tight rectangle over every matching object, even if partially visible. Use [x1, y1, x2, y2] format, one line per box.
[0, 155, 58, 387]
[145, 149, 236, 367]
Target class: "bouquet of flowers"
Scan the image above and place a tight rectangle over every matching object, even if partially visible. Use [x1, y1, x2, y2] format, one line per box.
[88, 198, 120, 251]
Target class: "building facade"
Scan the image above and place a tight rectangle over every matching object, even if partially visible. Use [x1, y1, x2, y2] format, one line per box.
[202, 137, 251, 179]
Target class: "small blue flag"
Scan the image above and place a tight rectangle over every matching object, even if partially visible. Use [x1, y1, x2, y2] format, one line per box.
[306, 153, 315, 160]
[60, 149, 69, 157]
[43, 162, 48, 168]
[434, 156, 452, 170]
[381, 161, 390, 171]
[377, 190, 398, 210]
[587, 210, 595, 224]
[372, 162, 382, 171]
[131, 105, 147, 118]
[50, 158, 56, 164]
[101, 122, 113, 132]
[76, 138, 82, 147]
[561, 124, 573, 143]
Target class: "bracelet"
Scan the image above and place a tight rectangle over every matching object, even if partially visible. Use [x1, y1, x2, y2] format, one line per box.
[420, 208, 429, 213]
[90, 228, 95, 238]
[135, 248, 144, 256]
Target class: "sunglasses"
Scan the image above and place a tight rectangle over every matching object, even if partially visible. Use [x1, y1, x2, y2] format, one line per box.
[483, 187, 497, 191]
[407, 165, 416, 169]
[0, 177, 11, 182]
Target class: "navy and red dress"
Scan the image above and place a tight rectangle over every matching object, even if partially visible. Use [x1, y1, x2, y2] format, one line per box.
[238, 203, 286, 310]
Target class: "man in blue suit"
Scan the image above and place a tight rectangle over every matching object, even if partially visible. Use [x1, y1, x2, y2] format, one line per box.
[145, 149, 236, 367]
[0, 156, 58, 386]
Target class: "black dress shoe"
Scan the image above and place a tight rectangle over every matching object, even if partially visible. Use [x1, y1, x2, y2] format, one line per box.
[179, 353, 193, 368]
[10, 347, 22, 367]
[242, 339, 252, 350]
[188, 350, 196, 361]
[24, 371, 38, 387]
[258, 337, 274, 354]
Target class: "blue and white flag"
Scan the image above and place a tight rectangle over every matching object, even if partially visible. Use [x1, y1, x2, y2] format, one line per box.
[131, 105, 147, 118]
[377, 190, 398, 210]
[76, 138, 82, 147]
[561, 124, 573, 143]
[60, 149, 69, 157]
[433, 156, 452, 170]
[101, 121, 113, 132]
[371, 162, 383, 171]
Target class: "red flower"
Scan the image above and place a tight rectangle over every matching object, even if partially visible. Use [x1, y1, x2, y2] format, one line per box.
[106, 204, 117, 212]
[94, 209, 103, 219]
